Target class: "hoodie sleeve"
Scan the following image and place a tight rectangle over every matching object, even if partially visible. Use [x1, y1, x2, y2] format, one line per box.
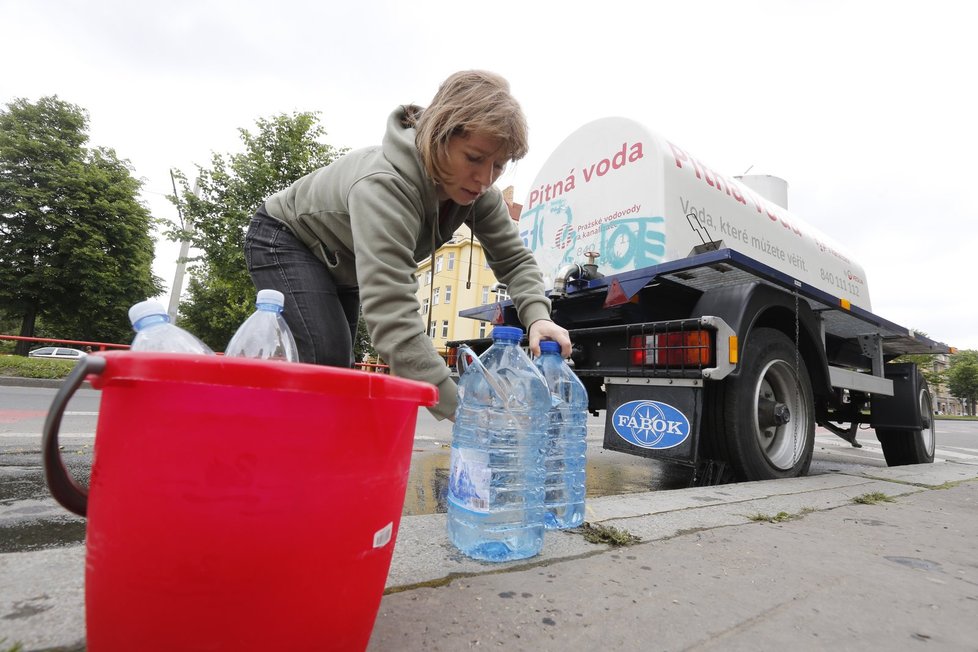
[347, 173, 457, 420]
[473, 191, 552, 328]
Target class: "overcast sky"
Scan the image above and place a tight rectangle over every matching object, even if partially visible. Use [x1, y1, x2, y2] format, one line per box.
[4, 0, 975, 350]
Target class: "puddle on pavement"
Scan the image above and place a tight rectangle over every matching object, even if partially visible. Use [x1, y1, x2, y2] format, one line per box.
[0, 442, 694, 552]
[402, 448, 694, 517]
[0, 520, 86, 554]
[0, 446, 91, 552]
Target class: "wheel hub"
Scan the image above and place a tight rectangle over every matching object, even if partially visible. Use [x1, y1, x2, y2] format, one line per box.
[758, 398, 791, 428]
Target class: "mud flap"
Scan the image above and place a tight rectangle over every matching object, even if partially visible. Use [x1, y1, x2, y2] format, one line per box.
[870, 362, 924, 430]
[602, 379, 703, 466]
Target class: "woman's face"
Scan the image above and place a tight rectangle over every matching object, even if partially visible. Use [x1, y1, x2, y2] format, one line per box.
[437, 132, 508, 205]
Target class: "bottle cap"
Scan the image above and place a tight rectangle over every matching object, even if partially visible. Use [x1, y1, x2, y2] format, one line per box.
[540, 340, 560, 353]
[491, 326, 523, 341]
[128, 300, 169, 326]
[256, 289, 285, 308]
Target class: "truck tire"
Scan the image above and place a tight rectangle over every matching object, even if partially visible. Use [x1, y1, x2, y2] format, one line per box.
[875, 373, 935, 466]
[707, 328, 815, 481]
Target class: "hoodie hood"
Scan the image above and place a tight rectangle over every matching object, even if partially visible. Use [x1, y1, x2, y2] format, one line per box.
[382, 105, 440, 231]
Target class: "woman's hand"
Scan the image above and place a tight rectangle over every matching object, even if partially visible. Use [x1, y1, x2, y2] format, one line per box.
[528, 319, 572, 358]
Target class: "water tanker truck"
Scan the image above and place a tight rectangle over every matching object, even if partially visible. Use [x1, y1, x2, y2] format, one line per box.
[454, 117, 951, 483]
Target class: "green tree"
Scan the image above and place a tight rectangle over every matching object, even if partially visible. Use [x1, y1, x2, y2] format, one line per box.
[947, 350, 978, 416]
[0, 96, 161, 354]
[354, 307, 376, 364]
[168, 112, 348, 350]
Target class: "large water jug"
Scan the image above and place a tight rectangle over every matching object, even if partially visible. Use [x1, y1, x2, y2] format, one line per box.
[446, 326, 550, 561]
[535, 340, 588, 529]
[128, 300, 213, 354]
[225, 289, 299, 361]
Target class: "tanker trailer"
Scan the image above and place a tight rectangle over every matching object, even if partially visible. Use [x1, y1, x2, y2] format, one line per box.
[455, 117, 950, 483]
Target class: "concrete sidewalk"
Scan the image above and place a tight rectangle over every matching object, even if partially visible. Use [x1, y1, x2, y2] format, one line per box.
[2, 461, 977, 651]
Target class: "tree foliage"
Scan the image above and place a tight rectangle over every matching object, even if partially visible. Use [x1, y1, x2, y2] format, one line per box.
[167, 112, 351, 351]
[947, 350, 978, 416]
[0, 96, 162, 353]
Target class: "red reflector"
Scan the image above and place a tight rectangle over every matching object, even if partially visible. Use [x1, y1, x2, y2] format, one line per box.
[629, 335, 645, 366]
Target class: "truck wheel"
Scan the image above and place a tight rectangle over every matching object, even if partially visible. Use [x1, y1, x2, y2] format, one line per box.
[875, 374, 935, 466]
[708, 328, 815, 481]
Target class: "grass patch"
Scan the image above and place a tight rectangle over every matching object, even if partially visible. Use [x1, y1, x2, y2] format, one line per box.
[0, 355, 76, 379]
[580, 522, 641, 546]
[853, 491, 895, 505]
[747, 510, 795, 523]
[1, 638, 25, 652]
[927, 479, 976, 490]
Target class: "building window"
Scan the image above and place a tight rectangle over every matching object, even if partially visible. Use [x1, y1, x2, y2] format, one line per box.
[433, 287, 440, 305]
[481, 286, 490, 304]
[428, 322, 437, 339]
[424, 270, 432, 286]
[441, 320, 449, 338]
[435, 255, 443, 273]
[447, 252, 456, 270]
[445, 285, 452, 302]
[479, 322, 487, 338]
[495, 287, 510, 301]
[421, 298, 429, 315]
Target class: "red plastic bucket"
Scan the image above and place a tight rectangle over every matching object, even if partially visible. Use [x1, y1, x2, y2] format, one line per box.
[43, 352, 437, 651]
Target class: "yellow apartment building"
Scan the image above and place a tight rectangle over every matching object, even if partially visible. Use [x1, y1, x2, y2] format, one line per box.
[413, 187, 521, 364]
[414, 221, 509, 363]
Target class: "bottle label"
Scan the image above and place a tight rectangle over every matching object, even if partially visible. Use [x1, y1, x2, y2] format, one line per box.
[449, 446, 490, 512]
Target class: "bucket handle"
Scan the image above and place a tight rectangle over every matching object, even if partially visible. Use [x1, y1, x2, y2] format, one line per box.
[42, 354, 105, 517]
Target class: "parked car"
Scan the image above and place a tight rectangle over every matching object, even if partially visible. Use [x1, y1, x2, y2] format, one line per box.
[28, 347, 89, 361]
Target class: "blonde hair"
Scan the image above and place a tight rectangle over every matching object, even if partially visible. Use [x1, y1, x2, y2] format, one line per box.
[409, 70, 528, 184]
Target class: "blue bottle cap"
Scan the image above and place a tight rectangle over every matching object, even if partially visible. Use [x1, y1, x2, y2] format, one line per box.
[491, 326, 524, 341]
[540, 340, 560, 353]
[128, 300, 169, 326]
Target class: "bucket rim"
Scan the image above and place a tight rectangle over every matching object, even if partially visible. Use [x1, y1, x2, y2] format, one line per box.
[86, 351, 438, 406]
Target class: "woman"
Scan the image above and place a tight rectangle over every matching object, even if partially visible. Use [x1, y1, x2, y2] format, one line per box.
[244, 70, 570, 420]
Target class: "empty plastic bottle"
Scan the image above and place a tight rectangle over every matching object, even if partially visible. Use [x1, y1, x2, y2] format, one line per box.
[224, 289, 298, 362]
[446, 326, 551, 562]
[535, 340, 588, 529]
[128, 300, 214, 354]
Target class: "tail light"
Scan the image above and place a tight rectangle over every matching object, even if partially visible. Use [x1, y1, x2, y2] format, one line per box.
[629, 330, 712, 367]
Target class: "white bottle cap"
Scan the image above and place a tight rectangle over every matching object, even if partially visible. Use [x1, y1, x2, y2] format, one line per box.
[128, 300, 168, 326]
[256, 289, 285, 308]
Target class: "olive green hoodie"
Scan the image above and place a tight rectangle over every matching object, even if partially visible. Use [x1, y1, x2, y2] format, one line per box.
[263, 106, 551, 419]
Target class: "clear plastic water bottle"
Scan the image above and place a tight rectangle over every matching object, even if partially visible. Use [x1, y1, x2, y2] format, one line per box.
[224, 289, 299, 362]
[128, 300, 214, 354]
[447, 326, 550, 562]
[535, 340, 588, 529]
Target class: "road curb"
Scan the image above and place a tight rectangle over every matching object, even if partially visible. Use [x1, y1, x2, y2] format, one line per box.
[0, 376, 91, 390]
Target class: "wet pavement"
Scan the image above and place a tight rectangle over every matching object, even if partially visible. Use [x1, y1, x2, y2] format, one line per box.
[0, 440, 90, 554]
[1, 435, 692, 554]
[402, 446, 692, 517]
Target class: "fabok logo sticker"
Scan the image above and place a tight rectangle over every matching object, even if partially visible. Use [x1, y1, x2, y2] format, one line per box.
[612, 400, 690, 449]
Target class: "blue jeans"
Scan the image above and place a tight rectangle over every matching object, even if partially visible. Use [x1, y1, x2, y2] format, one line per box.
[244, 209, 360, 367]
